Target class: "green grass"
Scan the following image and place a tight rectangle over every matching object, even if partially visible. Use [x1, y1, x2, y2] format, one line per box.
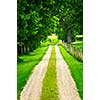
[59, 45, 83, 99]
[40, 46, 59, 100]
[71, 41, 83, 49]
[76, 35, 83, 38]
[71, 41, 83, 52]
[75, 35, 83, 41]
[17, 45, 48, 100]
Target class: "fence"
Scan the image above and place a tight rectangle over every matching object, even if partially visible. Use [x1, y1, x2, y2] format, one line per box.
[62, 42, 83, 61]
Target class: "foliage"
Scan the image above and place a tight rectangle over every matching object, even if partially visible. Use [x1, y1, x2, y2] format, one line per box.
[56, 0, 83, 42]
[17, 0, 83, 54]
[75, 35, 83, 41]
[48, 34, 59, 45]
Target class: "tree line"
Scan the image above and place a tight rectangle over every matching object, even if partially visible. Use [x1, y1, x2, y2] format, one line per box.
[17, 0, 83, 55]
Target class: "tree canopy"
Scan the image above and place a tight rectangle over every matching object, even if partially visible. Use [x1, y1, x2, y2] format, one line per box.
[17, 0, 83, 54]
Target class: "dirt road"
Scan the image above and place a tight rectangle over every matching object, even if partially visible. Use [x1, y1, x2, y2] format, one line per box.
[20, 45, 81, 100]
[56, 45, 81, 100]
[20, 46, 52, 100]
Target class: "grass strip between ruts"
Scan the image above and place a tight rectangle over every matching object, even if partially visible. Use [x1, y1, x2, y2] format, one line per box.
[59, 45, 83, 99]
[40, 46, 59, 100]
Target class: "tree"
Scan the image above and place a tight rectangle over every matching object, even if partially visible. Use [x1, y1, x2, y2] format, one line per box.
[17, 0, 83, 54]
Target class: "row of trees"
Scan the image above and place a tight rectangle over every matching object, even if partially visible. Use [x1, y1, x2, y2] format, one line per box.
[17, 0, 83, 55]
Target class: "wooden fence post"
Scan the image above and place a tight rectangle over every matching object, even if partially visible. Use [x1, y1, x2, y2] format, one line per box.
[63, 42, 83, 61]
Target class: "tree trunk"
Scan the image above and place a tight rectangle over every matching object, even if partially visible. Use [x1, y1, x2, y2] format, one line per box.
[23, 45, 26, 53]
[67, 30, 71, 43]
[21, 45, 24, 54]
[17, 45, 21, 55]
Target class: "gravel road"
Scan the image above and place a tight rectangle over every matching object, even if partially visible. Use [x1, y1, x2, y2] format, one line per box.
[20, 46, 52, 100]
[20, 45, 81, 100]
[56, 45, 81, 100]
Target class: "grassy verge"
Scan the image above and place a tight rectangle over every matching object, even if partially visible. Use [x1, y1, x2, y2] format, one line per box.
[71, 41, 83, 52]
[59, 45, 83, 99]
[40, 46, 59, 100]
[17, 45, 48, 100]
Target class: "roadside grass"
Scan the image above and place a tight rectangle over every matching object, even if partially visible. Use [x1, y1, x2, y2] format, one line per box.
[71, 41, 83, 49]
[59, 45, 83, 99]
[71, 41, 83, 52]
[17, 46, 48, 100]
[40, 46, 59, 100]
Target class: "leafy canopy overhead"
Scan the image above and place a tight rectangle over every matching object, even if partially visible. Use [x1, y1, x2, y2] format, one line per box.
[17, 0, 83, 50]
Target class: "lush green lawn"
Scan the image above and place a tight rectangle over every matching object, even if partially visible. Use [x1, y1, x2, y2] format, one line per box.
[40, 46, 59, 100]
[59, 45, 83, 99]
[17, 45, 48, 100]
[71, 41, 83, 52]
[71, 41, 83, 49]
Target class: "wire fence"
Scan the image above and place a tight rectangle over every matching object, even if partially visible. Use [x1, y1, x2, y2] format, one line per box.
[62, 42, 83, 61]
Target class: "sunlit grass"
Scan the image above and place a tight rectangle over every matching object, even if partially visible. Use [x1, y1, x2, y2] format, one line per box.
[71, 41, 83, 52]
[40, 46, 59, 100]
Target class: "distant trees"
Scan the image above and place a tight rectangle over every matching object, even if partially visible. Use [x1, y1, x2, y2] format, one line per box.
[56, 0, 83, 42]
[17, 0, 83, 54]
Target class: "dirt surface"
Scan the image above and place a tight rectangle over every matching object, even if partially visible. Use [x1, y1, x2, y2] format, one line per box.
[20, 45, 52, 100]
[20, 45, 81, 100]
[55, 45, 81, 100]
